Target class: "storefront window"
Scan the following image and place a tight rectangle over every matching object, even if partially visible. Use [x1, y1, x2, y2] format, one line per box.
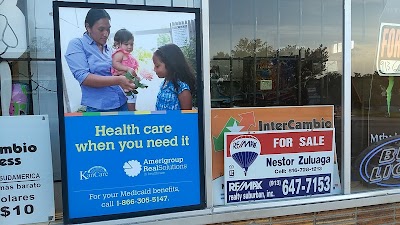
[210, 0, 343, 109]
[4, 0, 400, 224]
[209, 1, 344, 202]
[351, 0, 400, 191]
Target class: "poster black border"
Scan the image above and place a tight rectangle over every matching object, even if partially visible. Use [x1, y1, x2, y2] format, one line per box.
[53, 1, 205, 224]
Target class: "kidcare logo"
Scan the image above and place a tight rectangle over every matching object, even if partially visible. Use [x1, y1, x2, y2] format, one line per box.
[358, 135, 400, 187]
[80, 166, 108, 180]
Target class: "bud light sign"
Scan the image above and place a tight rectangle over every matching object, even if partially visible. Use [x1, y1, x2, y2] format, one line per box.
[358, 135, 400, 187]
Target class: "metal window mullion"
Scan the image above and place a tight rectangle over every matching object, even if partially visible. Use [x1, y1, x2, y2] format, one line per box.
[229, 0, 233, 107]
[342, 0, 351, 195]
[253, 0, 257, 107]
[202, 0, 212, 208]
[299, 0, 303, 45]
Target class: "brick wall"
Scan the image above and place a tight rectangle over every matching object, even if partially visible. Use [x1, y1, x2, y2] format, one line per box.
[210, 203, 400, 225]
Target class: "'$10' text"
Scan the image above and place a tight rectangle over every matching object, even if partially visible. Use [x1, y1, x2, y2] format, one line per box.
[1, 205, 34, 218]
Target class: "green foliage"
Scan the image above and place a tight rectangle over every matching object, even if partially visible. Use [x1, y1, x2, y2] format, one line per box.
[157, 34, 172, 47]
[299, 44, 329, 80]
[230, 38, 273, 58]
[135, 47, 153, 62]
[216, 38, 329, 82]
[77, 106, 86, 112]
[124, 72, 148, 95]
[214, 52, 230, 58]
[180, 38, 198, 108]
[181, 37, 197, 73]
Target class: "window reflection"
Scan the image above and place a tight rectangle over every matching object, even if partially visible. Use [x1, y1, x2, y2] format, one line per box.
[209, 2, 343, 190]
[209, 0, 343, 109]
[351, 0, 400, 192]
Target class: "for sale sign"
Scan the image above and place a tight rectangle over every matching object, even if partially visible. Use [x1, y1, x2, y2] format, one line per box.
[224, 129, 335, 204]
[376, 23, 400, 76]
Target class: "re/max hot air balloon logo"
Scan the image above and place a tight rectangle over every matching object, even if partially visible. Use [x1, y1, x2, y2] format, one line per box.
[229, 135, 261, 176]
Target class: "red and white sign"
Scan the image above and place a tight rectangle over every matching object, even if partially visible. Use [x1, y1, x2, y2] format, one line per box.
[224, 129, 335, 204]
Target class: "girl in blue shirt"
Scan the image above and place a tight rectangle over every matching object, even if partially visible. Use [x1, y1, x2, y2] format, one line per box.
[152, 44, 196, 110]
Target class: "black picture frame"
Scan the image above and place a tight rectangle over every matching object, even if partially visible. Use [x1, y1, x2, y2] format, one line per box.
[53, 1, 205, 224]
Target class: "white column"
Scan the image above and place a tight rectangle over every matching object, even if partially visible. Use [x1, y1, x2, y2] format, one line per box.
[342, 0, 352, 195]
[0, 62, 11, 116]
[202, 0, 212, 208]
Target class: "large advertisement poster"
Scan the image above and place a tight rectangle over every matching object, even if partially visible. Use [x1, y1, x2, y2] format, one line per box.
[0, 116, 54, 225]
[211, 106, 341, 205]
[53, 2, 204, 224]
[224, 129, 334, 204]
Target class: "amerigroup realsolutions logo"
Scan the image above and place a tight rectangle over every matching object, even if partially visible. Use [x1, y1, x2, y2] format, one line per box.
[79, 166, 109, 180]
[123, 160, 142, 177]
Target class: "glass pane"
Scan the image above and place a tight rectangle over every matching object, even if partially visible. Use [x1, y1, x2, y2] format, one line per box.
[33, 0, 54, 29]
[279, 0, 300, 49]
[194, 0, 200, 8]
[25, 0, 55, 59]
[210, 0, 342, 108]
[57, 0, 86, 2]
[117, 0, 145, 4]
[255, 0, 278, 56]
[145, 0, 172, 6]
[29, 28, 55, 59]
[231, 0, 255, 58]
[351, 0, 400, 192]
[88, 0, 116, 3]
[209, 0, 231, 58]
[301, 0, 322, 49]
[30, 61, 61, 179]
[210, 0, 343, 202]
[173, 0, 193, 7]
